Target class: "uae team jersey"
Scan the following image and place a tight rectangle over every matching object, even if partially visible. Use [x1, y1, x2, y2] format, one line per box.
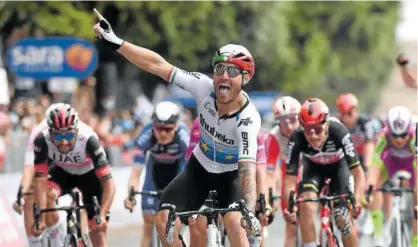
[167, 67, 261, 173]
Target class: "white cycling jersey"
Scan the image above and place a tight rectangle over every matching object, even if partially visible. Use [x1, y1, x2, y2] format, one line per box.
[24, 119, 48, 166]
[39, 121, 98, 175]
[167, 67, 261, 173]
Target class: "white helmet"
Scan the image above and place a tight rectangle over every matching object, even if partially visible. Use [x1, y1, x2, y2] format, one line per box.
[45, 103, 66, 118]
[387, 106, 411, 135]
[212, 44, 255, 79]
[272, 96, 301, 118]
[152, 101, 180, 125]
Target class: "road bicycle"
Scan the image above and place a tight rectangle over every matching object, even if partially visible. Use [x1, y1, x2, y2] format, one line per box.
[33, 190, 101, 247]
[366, 171, 415, 247]
[288, 178, 357, 247]
[128, 187, 164, 247]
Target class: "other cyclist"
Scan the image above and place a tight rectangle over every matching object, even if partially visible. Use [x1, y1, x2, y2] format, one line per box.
[336, 93, 377, 173]
[366, 105, 417, 247]
[93, 10, 261, 247]
[285, 98, 365, 247]
[186, 117, 272, 247]
[32, 104, 116, 247]
[265, 96, 301, 247]
[124, 101, 190, 247]
[12, 104, 60, 247]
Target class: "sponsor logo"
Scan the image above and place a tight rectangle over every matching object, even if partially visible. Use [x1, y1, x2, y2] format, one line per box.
[183, 70, 201, 80]
[51, 152, 82, 163]
[241, 132, 249, 155]
[342, 134, 355, 157]
[199, 114, 234, 145]
[204, 102, 216, 117]
[238, 117, 252, 127]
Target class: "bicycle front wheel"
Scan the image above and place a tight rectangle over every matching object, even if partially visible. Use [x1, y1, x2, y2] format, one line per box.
[63, 234, 78, 247]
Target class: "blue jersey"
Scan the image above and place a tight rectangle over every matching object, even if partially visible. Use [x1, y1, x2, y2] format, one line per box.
[133, 122, 190, 214]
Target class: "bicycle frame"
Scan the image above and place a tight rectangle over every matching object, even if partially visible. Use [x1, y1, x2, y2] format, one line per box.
[164, 199, 253, 247]
[367, 177, 415, 247]
[289, 178, 355, 247]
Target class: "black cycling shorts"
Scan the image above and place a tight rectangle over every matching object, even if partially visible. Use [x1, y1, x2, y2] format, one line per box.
[158, 154, 243, 214]
[297, 157, 354, 207]
[47, 165, 104, 220]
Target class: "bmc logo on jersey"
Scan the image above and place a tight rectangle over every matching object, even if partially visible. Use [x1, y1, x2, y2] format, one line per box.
[238, 117, 252, 127]
[342, 134, 355, 157]
[241, 132, 249, 155]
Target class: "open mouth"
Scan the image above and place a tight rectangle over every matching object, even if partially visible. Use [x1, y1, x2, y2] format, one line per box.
[218, 85, 231, 94]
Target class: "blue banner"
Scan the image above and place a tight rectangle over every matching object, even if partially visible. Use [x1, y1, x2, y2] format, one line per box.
[7, 37, 98, 81]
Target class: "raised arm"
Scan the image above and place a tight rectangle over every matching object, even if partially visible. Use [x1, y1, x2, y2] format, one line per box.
[117, 42, 173, 80]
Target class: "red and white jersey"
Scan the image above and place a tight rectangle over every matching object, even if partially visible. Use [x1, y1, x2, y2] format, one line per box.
[24, 119, 49, 167]
[265, 125, 290, 172]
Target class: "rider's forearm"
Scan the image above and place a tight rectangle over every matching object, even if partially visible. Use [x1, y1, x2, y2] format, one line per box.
[256, 165, 268, 201]
[239, 162, 257, 212]
[34, 176, 47, 220]
[283, 175, 296, 209]
[399, 66, 417, 88]
[363, 142, 374, 169]
[118, 41, 171, 79]
[351, 166, 365, 200]
[21, 166, 35, 193]
[127, 166, 143, 192]
[100, 178, 116, 216]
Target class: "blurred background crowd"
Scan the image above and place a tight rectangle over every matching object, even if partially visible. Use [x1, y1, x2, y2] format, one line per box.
[0, 1, 416, 174]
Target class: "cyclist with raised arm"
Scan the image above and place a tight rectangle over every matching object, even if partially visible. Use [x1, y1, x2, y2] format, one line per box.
[336, 93, 378, 173]
[124, 101, 190, 247]
[12, 104, 62, 247]
[365, 106, 417, 247]
[186, 117, 272, 247]
[285, 98, 365, 247]
[93, 10, 261, 247]
[265, 96, 302, 247]
[32, 104, 116, 247]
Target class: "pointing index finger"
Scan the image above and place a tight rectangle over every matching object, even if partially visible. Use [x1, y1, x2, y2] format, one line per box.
[93, 8, 104, 21]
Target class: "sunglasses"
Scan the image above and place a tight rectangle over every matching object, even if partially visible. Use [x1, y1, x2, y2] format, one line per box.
[154, 125, 175, 133]
[302, 124, 326, 135]
[214, 64, 242, 78]
[390, 133, 408, 139]
[277, 115, 298, 125]
[51, 132, 76, 141]
[339, 109, 356, 117]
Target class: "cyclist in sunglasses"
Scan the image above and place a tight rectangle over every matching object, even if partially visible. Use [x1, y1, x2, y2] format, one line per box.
[365, 105, 417, 247]
[124, 101, 190, 247]
[32, 103, 116, 247]
[265, 96, 302, 247]
[285, 98, 365, 247]
[336, 93, 379, 174]
[93, 9, 261, 246]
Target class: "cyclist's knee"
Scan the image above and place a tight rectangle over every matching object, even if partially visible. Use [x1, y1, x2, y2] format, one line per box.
[299, 192, 316, 215]
[333, 206, 351, 236]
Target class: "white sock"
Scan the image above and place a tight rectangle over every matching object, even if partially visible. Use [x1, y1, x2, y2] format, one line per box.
[303, 242, 317, 247]
[46, 221, 65, 247]
[28, 235, 43, 247]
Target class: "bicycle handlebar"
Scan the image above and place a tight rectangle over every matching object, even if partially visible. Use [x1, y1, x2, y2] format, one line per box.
[288, 191, 356, 214]
[33, 196, 101, 230]
[162, 199, 253, 243]
[128, 187, 164, 213]
[366, 185, 414, 202]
